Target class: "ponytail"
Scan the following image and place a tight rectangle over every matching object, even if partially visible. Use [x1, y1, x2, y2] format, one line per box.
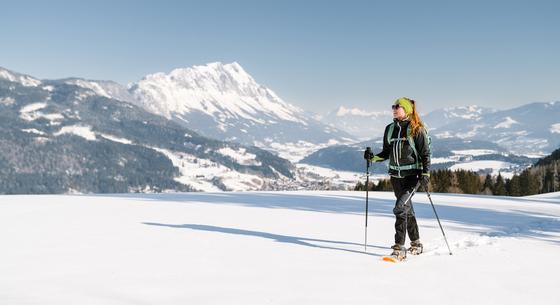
[407, 98, 425, 137]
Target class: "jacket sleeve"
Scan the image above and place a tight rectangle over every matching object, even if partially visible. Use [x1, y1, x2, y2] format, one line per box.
[375, 124, 391, 160]
[414, 127, 431, 173]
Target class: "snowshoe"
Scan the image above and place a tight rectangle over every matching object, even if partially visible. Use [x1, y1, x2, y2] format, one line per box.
[409, 240, 423, 255]
[382, 244, 407, 263]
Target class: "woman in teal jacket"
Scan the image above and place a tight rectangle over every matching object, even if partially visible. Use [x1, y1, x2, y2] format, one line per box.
[364, 97, 431, 260]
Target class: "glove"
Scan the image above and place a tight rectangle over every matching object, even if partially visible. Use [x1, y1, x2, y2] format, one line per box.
[363, 148, 385, 163]
[363, 147, 373, 160]
[420, 172, 430, 190]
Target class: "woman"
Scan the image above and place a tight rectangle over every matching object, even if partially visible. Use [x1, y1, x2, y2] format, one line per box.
[363, 97, 431, 260]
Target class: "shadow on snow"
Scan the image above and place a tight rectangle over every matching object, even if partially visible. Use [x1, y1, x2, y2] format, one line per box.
[143, 222, 388, 257]
[93, 191, 560, 244]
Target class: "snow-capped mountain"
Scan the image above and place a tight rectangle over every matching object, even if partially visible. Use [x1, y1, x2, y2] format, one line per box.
[0, 66, 305, 193]
[318, 106, 393, 140]
[21, 63, 356, 163]
[124, 62, 356, 161]
[426, 102, 560, 156]
[61, 78, 135, 102]
[129, 62, 305, 125]
[422, 105, 497, 129]
[0, 67, 42, 87]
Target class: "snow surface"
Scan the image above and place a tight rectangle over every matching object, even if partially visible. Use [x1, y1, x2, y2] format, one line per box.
[450, 161, 517, 178]
[550, 123, 560, 134]
[1, 191, 559, 304]
[335, 106, 387, 117]
[442, 105, 489, 120]
[19, 102, 48, 114]
[0, 69, 41, 87]
[217, 147, 261, 166]
[320, 106, 393, 140]
[19, 103, 65, 125]
[65, 79, 111, 98]
[259, 140, 337, 163]
[21, 128, 47, 136]
[431, 157, 457, 164]
[150, 147, 265, 192]
[450, 149, 498, 156]
[455, 124, 486, 139]
[0, 96, 15, 106]
[295, 163, 386, 190]
[493, 116, 519, 129]
[99, 133, 133, 145]
[54, 125, 97, 141]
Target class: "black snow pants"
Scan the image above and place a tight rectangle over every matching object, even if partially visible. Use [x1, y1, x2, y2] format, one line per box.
[390, 175, 420, 246]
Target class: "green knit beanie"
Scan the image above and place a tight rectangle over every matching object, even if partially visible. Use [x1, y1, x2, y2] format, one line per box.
[394, 97, 413, 115]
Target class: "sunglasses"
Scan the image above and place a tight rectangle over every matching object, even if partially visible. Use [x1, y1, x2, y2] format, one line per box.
[391, 104, 401, 110]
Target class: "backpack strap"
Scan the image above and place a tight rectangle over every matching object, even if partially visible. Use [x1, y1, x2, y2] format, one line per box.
[387, 123, 407, 144]
[386, 122, 428, 172]
[406, 124, 423, 170]
[386, 122, 395, 146]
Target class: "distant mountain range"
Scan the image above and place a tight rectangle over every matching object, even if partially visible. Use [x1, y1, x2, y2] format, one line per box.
[1, 62, 558, 194]
[424, 103, 560, 157]
[0, 66, 299, 193]
[306, 102, 560, 176]
[62, 62, 356, 162]
[319, 102, 560, 157]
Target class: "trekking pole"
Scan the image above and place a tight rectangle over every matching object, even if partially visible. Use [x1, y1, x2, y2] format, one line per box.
[364, 153, 371, 252]
[425, 189, 453, 255]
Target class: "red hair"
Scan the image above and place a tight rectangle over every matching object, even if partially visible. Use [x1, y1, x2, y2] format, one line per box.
[407, 98, 424, 136]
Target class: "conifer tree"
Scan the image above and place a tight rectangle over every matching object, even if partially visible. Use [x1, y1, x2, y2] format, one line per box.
[494, 173, 507, 195]
[482, 174, 494, 195]
[542, 168, 554, 193]
[508, 175, 522, 196]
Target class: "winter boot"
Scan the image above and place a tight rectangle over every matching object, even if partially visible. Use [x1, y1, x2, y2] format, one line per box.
[390, 244, 407, 261]
[409, 240, 423, 255]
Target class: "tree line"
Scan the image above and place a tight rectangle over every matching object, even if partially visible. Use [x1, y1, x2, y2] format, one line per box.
[355, 158, 559, 197]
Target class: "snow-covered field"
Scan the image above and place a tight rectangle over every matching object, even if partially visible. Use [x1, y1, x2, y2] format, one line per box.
[449, 160, 518, 178]
[295, 163, 387, 190]
[1, 191, 559, 304]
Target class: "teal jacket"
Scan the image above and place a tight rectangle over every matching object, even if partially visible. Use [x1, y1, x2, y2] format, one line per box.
[375, 119, 431, 178]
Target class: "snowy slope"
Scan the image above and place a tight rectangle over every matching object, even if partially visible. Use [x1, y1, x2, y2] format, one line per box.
[1, 191, 559, 304]
[449, 160, 518, 178]
[319, 106, 393, 140]
[0, 67, 42, 87]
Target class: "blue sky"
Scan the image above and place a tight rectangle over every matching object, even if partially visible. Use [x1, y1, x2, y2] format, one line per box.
[1, 0, 558, 113]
